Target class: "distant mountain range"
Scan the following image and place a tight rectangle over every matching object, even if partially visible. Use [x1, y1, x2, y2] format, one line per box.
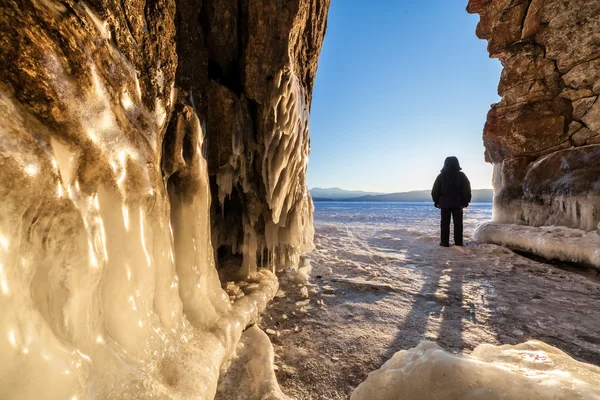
[310, 187, 384, 200]
[310, 188, 494, 203]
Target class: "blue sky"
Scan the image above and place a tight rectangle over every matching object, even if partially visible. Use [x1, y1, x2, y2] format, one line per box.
[307, 0, 502, 192]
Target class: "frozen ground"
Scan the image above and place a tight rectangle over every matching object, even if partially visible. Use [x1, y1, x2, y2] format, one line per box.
[260, 202, 600, 399]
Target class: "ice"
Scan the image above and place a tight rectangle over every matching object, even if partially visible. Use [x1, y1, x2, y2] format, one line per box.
[0, 15, 278, 399]
[291, 258, 312, 284]
[492, 195, 600, 232]
[264, 67, 310, 226]
[313, 202, 493, 238]
[216, 325, 288, 400]
[475, 222, 600, 269]
[209, 64, 315, 276]
[272, 202, 600, 397]
[491, 147, 600, 232]
[216, 167, 235, 213]
[4, 2, 600, 398]
[351, 341, 600, 400]
[254, 65, 315, 271]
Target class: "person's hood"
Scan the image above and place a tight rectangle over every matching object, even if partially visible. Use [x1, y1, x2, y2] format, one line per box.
[441, 156, 462, 172]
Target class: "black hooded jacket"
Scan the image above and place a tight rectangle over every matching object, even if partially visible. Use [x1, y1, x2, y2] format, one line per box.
[431, 157, 472, 209]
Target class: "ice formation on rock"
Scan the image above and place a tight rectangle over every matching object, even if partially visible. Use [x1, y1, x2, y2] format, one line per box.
[198, 0, 327, 278]
[0, 0, 328, 398]
[474, 222, 600, 269]
[215, 325, 289, 400]
[468, 0, 600, 232]
[352, 341, 600, 400]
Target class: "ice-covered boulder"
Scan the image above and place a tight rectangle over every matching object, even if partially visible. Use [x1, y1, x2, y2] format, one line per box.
[352, 341, 600, 400]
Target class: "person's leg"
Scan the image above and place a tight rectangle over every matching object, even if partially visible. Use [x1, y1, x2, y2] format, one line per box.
[453, 208, 464, 245]
[440, 209, 451, 246]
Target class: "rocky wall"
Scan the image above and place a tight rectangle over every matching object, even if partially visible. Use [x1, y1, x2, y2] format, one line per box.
[468, 0, 600, 232]
[0, 0, 328, 398]
[176, 0, 328, 278]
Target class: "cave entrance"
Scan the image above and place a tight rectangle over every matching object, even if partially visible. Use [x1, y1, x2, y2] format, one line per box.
[306, 2, 499, 204]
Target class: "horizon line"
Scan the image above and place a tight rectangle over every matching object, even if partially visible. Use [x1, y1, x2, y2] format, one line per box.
[310, 187, 494, 192]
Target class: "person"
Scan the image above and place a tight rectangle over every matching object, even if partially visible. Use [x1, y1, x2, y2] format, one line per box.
[431, 156, 472, 247]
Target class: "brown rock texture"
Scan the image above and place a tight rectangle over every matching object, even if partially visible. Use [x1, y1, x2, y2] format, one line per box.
[468, 0, 600, 231]
[188, 0, 328, 277]
[201, 0, 329, 277]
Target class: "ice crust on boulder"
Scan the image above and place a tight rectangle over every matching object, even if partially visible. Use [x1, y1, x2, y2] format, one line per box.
[474, 222, 600, 269]
[352, 341, 600, 400]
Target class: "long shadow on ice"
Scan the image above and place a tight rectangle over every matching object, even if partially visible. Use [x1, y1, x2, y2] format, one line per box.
[437, 264, 465, 352]
[379, 265, 445, 364]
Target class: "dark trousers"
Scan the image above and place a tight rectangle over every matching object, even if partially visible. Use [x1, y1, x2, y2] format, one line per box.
[440, 208, 463, 245]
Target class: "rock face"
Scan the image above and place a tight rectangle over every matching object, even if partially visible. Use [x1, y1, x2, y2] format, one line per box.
[468, 0, 600, 231]
[178, 0, 327, 277]
[0, 0, 328, 398]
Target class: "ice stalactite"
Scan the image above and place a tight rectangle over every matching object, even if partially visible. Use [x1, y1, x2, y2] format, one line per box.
[259, 66, 315, 272]
[490, 146, 600, 232]
[202, 0, 327, 279]
[264, 68, 310, 225]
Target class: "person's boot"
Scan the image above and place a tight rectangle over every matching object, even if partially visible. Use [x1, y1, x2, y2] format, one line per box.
[440, 242, 450, 247]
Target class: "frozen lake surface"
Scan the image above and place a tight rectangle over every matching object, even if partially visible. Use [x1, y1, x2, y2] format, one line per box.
[262, 200, 600, 399]
[314, 201, 492, 238]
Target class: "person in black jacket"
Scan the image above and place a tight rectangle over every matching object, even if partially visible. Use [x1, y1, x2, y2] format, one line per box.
[431, 156, 472, 247]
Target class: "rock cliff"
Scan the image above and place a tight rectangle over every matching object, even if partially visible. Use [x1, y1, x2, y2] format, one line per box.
[468, 0, 600, 232]
[0, 0, 328, 398]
